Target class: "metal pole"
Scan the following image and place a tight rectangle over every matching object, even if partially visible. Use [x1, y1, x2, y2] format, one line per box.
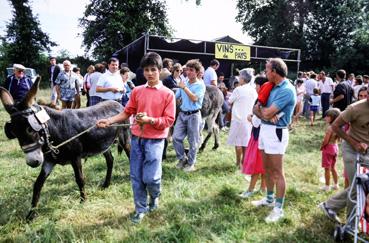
[297, 50, 301, 78]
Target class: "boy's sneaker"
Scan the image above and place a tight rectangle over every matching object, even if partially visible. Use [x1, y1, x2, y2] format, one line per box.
[183, 164, 195, 172]
[176, 159, 187, 169]
[148, 197, 159, 213]
[239, 191, 255, 199]
[251, 197, 275, 207]
[320, 185, 330, 192]
[130, 212, 145, 224]
[318, 202, 341, 223]
[265, 207, 284, 223]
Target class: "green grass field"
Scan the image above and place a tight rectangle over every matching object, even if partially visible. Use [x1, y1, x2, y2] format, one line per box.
[0, 89, 346, 242]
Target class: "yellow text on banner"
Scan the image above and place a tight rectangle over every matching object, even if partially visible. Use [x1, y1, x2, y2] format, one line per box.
[215, 43, 251, 61]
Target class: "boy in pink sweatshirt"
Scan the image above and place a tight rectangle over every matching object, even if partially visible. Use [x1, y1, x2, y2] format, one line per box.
[97, 52, 176, 223]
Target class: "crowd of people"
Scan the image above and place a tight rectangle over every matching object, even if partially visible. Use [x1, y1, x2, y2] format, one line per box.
[3, 54, 369, 227]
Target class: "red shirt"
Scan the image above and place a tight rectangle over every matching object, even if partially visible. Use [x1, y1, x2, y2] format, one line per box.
[258, 81, 274, 106]
[124, 82, 176, 139]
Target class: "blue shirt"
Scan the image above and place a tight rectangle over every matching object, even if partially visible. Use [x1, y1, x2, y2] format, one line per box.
[4, 74, 33, 102]
[176, 79, 205, 111]
[262, 79, 296, 127]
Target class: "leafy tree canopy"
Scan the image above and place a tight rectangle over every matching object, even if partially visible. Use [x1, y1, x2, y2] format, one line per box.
[80, 0, 172, 61]
[236, 0, 368, 69]
[2, 0, 56, 67]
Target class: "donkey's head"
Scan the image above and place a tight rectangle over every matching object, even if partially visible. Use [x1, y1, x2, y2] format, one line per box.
[0, 77, 47, 167]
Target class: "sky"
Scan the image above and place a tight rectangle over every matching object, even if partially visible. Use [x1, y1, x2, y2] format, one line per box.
[0, 0, 252, 57]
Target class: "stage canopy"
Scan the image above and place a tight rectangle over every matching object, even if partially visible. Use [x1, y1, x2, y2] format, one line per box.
[113, 33, 301, 78]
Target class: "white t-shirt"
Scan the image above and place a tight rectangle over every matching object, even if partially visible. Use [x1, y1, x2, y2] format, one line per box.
[228, 84, 258, 122]
[318, 77, 334, 94]
[305, 78, 318, 95]
[96, 70, 124, 100]
[203, 67, 217, 86]
[88, 72, 102, 97]
[310, 95, 321, 106]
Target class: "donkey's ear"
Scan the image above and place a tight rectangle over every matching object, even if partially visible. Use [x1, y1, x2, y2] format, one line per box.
[0, 86, 15, 114]
[21, 76, 41, 108]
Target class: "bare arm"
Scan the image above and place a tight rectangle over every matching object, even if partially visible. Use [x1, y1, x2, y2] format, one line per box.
[330, 94, 344, 104]
[96, 86, 120, 93]
[210, 80, 217, 86]
[331, 116, 368, 153]
[178, 80, 198, 102]
[253, 103, 279, 120]
[320, 127, 333, 150]
[96, 111, 130, 128]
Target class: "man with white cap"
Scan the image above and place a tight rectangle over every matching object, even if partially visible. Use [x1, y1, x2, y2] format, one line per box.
[4, 64, 33, 103]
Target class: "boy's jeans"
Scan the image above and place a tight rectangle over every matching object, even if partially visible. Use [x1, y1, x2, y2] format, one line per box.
[130, 136, 164, 213]
[173, 112, 202, 165]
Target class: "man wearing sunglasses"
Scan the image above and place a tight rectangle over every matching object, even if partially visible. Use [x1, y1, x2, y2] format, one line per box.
[4, 64, 33, 103]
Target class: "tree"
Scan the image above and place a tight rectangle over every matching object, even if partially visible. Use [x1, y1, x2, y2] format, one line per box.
[79, 0, 172, 61]
[2, 0, 56, 67]
[235, 0, 368, 69]
[304, 0, 365, 67]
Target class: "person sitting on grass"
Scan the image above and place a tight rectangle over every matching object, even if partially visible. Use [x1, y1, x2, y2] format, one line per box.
[320, 108, 341, 192]
[96, 52, 176, 224]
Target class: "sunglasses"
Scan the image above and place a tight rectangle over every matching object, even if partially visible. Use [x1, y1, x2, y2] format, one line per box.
[175, 69, 182, 73]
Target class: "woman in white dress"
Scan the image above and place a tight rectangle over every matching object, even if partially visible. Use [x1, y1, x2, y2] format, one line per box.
[227, 68, 258, 167]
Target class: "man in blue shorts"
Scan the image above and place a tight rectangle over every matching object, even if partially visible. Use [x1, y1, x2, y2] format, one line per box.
[252, 58, 296, 223]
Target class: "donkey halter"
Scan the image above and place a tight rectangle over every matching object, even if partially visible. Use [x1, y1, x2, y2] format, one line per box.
[9, 105, 56, 155]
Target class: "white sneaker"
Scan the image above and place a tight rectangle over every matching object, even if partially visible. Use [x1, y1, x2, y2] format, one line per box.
[239, 191, 255, 199]
[265, 207, 284, 223]
[320, 186, 330, 192]
[251, 197, 275, 207]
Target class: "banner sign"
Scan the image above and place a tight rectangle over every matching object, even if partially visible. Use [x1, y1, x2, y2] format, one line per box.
[215, 43, 251, 61]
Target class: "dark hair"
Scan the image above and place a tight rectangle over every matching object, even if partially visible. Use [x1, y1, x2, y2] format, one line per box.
[297, 71, 303, 78]
[162, 58, 173, 68]
[313, 88, 320, 95]
[49, 56, 56, 60]
[358, 86, 368, 94]
[140, 52, 163, 69]
[254, 76, 268, 86]
[296, 79, 304, 84]
[355, 76, 363, 85]
[73, 67, 80, 72]
[310, 73, 317, 79]
[120, 67, 130, 75]
[108, 57, 119, 65]
[210, 59, 220, 67]
[186, 59, 202, 72]
[325, 108, 341, 124]
[94, 63, 105, 73]
[336, 69, 346, 79]
[218, 72, 225, 77]
[267, 58, 288, 77]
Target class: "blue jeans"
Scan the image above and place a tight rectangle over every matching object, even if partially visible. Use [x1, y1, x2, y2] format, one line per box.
[130, 136, 164, 213]
[172, 112, 202, 165]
